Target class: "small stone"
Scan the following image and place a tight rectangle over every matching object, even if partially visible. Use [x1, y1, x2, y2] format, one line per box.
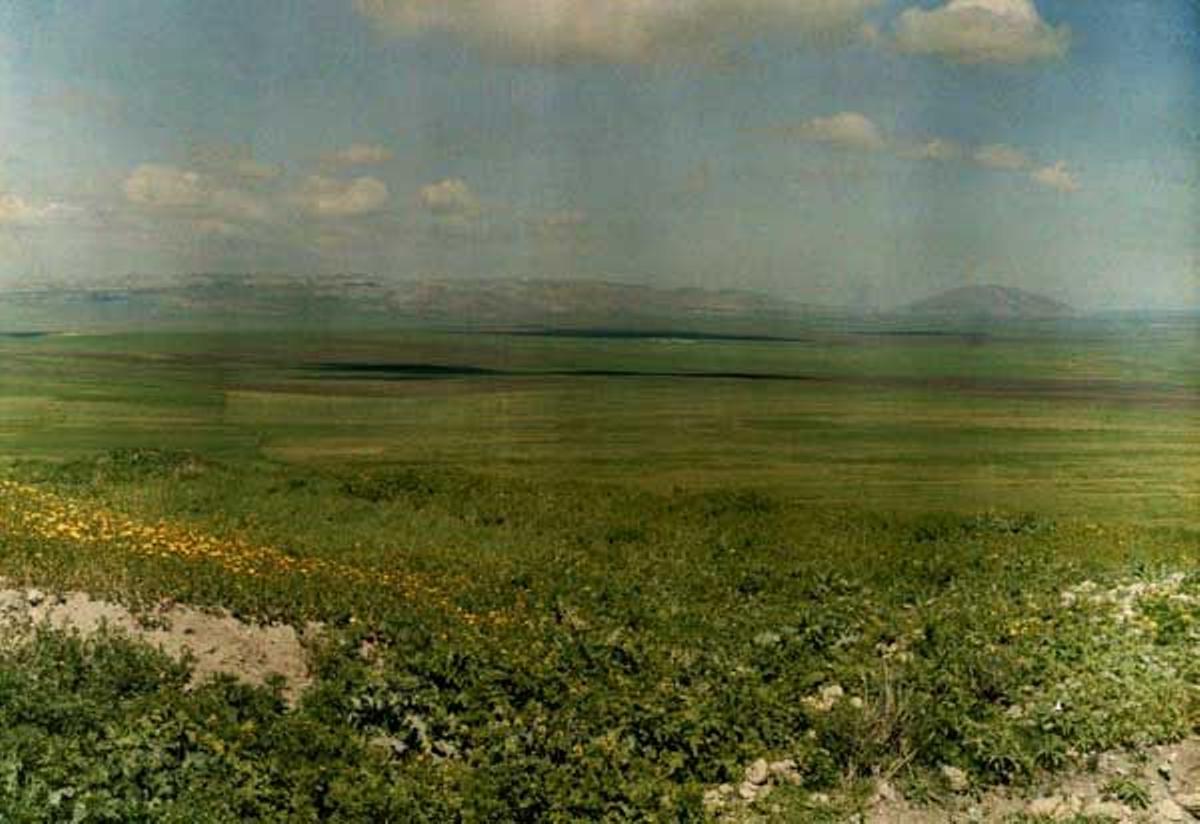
[940, 765, 969, 793]
[738, 781, 758, 801]
[1175, 793, 1200, 815]
[1156, 798, 1187, 822]
[809, 792, 831, 805]
[26, 589, 45, 607]
[745, 758, 770, 786]
[849, 696, 865, 710]
[367, 735, 406, 758]
[702, 788, 726, 811]
[0, 591, 27, 615]
[768, 759, 800, 785]
[871, 779, 899, 805]
[802, 683, 845, 713]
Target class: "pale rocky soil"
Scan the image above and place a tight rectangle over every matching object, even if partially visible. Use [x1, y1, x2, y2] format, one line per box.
[866, 738, 1200, 823]
[0, 579, 315, 702]
[710, 739, 1200, 822]
[708, 573, 1200, 823]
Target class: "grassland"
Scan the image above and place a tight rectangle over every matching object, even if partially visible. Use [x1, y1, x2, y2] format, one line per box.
[0, 320, 1197, 821]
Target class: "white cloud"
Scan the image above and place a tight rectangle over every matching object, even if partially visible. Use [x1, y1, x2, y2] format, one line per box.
[900, 138, 964, 161]
[123, 163, 277, 223]
[790, 112, 886, 151]
[1030, 161, 1079, 193]
[355, 0, 881, 64]
[0, 193, 75, 225]
[324, 143, 394, 166]
[972, 143, 1031, 170]
[895, 0, 1069, 64]
[123, 164, 208, 208]
[419, 178, 481, 217]
[293, 175, 390, 217]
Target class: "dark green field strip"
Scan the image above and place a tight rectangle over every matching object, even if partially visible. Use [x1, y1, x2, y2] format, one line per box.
[302, 360, 1200, 406]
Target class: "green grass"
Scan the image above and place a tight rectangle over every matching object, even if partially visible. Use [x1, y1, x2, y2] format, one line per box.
[0, 322, 1197, 820]
[1, 322, 1196, 522]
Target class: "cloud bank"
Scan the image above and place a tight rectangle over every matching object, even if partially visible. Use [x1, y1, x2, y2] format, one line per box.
[419, 178, 480, 217]
[293, 175, 390, 217]
[1030, 161, 1079, 192]
[795, 112, 886, 151]
[0, 193, 74, 225]
[354, 0, 881, 64]
[895, 0, 1069, 64]
[972, 143, 1031, 171]
[765, 112, 886, 152]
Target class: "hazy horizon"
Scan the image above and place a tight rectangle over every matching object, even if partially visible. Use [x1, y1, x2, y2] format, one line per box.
[1, 1, 1196, 312]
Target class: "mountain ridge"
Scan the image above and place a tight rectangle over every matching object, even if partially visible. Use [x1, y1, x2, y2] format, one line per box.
[903, 284, 1074, 320]
[0, 274, 843, 331]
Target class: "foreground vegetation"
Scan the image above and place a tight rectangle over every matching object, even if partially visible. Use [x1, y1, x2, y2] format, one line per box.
[0, 324, 1196, 820]
[0, 450, 1197, 821]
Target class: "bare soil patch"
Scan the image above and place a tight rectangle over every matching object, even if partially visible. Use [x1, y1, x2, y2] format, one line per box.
[0, 580, 314, 702]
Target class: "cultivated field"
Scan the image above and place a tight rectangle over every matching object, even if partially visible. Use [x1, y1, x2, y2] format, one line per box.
[0, 321, 1197, 821]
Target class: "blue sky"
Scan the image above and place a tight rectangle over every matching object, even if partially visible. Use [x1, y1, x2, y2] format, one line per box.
[0, 0, 1195, 309]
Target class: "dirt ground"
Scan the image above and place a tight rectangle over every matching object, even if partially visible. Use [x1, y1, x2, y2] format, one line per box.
[865, 738, 1200, 823]
[0, 579, 315, 703]
[710, 739, 1200, 823]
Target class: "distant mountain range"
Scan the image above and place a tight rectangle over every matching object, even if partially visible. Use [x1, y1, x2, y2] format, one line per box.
[0, 275, 1093, 331]
[0, 274, 838, 331]
[903, 285, 1075, 320]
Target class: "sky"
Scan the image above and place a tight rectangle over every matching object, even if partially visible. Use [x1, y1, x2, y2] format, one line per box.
[0, 0, 1196, 310]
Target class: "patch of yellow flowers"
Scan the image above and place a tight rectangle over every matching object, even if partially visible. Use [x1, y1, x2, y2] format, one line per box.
[0, 479, 510, 626]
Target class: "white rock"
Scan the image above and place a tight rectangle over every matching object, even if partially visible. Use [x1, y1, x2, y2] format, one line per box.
[701, 788, 726, 811]
[769, 759, 801, 785]
[872, 779, 899, 805]
[745, 758, 770, 786]
[26, 588, 45, 607]
[0, 591, 27, 615]
[940, 765, 969, 793]
[802, 683, 845, 713]
[738, 781, 758, 801]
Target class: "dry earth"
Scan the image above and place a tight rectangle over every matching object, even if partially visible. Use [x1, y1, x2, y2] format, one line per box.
[0, 578, 315, 703]
[710, 738, 1200, 823]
